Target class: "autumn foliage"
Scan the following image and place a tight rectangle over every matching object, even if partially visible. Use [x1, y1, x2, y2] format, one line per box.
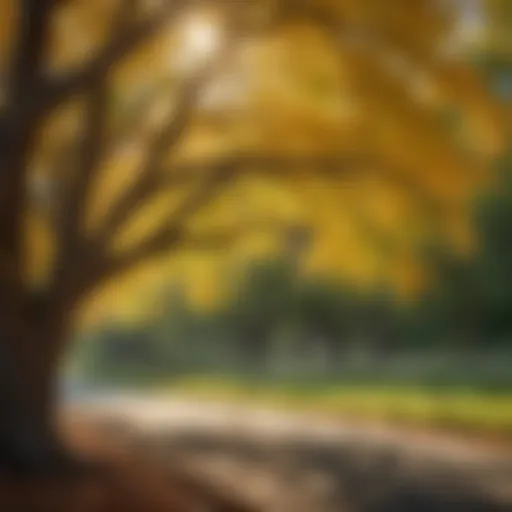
[0, 0, 506, 472]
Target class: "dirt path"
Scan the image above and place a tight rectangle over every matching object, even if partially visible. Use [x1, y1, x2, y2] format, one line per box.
[71, 393, 512, 511]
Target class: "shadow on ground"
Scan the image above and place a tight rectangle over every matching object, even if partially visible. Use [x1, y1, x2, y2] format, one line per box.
[136, 428, 512, 512]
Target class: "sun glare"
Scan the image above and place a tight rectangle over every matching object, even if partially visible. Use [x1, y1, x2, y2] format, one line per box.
[175, 11, 223, 73]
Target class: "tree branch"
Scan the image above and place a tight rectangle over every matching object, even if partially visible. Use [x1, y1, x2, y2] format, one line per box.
[93, 81, 202, 246]
[1, 0, 55, 149]
[93, 157, 239, 283]
[178, 217, 307, 251]
[158, 153, 373, 183]
[48, 147, 447, 315]
[53, 0, 145, 273]
[6, 0, 56, 105]
[81, 150, 375, 290]
[55, 84, 108, 261]
[0, 0, 56, 275]
[12, 0, 186, 123]
[95, 150, 373, 249]
[90, 148, 445, 269]
[92, 16, 242, 251]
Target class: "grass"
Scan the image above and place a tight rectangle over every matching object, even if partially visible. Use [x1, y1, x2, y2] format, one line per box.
[169, 376, 512, 440]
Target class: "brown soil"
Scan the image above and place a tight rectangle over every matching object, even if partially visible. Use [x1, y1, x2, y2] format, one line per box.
[0, 421, 254, 512]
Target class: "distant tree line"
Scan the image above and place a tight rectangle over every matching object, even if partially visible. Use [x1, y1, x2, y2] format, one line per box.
[73, 154, 512, 381]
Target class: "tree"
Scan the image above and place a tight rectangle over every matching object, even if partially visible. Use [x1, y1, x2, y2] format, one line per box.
[292, 278, 355, 362]
[223, 257, 295, 368]
[415, 153, 512, 347]
[0, 0, 503, 473]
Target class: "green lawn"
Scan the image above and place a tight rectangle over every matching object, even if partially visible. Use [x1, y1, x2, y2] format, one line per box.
[169, 376, 512, 439]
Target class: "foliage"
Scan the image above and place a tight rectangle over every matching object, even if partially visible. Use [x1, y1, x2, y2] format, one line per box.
[74, 154, 512, 382]
[1, 0, 507, 329]
[411, 152, 512, 346]
[1, 0, 511, 472]
[22, 0, 507, 382]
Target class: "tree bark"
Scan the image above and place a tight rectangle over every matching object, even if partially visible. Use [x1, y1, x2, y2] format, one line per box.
[0, 294, 83, 476]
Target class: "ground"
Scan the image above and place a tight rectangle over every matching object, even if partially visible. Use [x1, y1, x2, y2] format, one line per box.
[1, 391, 510, 511]
[0, 421, 253, 512]
[73, 393, 512, 511]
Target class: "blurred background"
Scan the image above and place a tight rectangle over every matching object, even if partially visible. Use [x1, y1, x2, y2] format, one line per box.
[53, 0, 512, 442]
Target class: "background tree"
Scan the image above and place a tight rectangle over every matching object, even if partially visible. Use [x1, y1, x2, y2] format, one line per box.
[292, 278, 355, 364]
[222, 257, 295, 369]
[414, 153, 512, 348]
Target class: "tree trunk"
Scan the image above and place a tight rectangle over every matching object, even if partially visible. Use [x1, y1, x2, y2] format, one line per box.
[0, 297, 83, 476]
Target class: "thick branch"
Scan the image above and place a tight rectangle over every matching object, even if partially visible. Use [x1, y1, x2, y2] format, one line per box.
[53, 1, 143, 273]
[85, 150, 376, 290]
[179, 217, 306, 251]
[95, 152, 371, 249]
[6, 0, 55, 105]
[6, 0, 186, 126]
[57, 147, 446, 314]
[93, 21, 242, 250]
[158, 154, 373, 184]
[56, 83, 108, 261]
[0, 0, 56, 280]
[57, 157, 238, 308]
[94, 82, 203, 245]
[42, 2, 180, 107]
[95, 158, 239, 282]
[1, 0, 55, 157]
[92, 149, 444, 265]
[157, 153, 445, 214]
[109, 151, 365, 261]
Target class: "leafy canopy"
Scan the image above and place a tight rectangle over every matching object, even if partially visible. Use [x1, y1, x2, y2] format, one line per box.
[0, 0, 505, 324]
